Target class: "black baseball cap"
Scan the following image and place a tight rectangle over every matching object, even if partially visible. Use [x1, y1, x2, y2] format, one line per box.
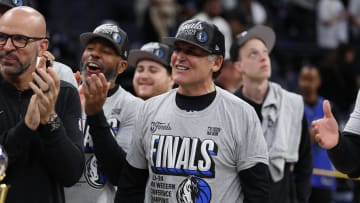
[163, 19, 225, 57]
[80, 23, 129, 59]
[128, 42, 172, 72]
[230, 25, 275, 61]
[0, 0, 22, 8]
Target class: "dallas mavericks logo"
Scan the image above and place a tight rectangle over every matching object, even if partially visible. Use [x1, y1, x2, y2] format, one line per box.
[154, 48, 165, 59]
[112, 33, 122, 44]
[176, 176, 211, 203]
[84, 155, 106, 189]
[196, 31, 208, 43]
[13, 0, 23, 6]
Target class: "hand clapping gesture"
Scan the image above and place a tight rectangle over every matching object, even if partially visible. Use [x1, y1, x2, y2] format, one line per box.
[25, 56, 60, 130]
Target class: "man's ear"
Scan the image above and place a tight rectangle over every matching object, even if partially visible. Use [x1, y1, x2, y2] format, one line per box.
[117, 59, 128, 75]
[38, 39, 49, 56]
[212, 55, 224, 73]
[233, 61, 242, 73]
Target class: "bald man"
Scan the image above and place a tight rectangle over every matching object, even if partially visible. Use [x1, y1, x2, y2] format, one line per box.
[0, 6, 84, 203]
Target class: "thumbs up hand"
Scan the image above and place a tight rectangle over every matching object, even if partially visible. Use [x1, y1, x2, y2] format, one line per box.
[311, 100, 340, 149]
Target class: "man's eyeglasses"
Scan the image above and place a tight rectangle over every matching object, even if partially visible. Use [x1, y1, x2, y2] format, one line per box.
[0, 32, 47, 48]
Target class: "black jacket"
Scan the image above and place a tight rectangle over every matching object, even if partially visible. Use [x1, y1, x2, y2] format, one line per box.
[328, 132, 360, 178]
[0, 77, 84, 203]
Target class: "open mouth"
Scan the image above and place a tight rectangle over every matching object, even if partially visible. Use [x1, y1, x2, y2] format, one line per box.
[86, 62, 101, 74]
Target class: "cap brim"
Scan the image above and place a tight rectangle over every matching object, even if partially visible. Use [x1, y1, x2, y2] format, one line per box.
[128, 50, 167, 67]
[162, 37, 212, 54]
[241, 26, 275, 52]
[0, 2, 15, 8]
[80, 32, 122, 55]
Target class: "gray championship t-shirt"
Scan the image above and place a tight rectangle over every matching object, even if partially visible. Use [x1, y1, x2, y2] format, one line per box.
[65, 86, 143, 203]
[127, 87, 269, 203]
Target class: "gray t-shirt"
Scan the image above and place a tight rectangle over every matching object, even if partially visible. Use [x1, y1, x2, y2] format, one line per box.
[65, 86, 143, 203]
[127, 87, 269, 203]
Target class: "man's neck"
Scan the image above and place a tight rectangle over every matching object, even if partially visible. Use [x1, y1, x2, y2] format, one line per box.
[178, 80, 216, 96]
[303, 93, 318, 105]
[241, 79, 269, 104]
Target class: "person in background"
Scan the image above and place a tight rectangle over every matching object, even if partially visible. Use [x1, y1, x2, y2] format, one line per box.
[65, 23, 143, 203]
[214, 59, 242, 92]
[192, 0, 232, 59]
[128, 42, 174, 100]
[231, 25, 313, 203]
[0, 6, 84, 202]
[298, 65, 336, 203]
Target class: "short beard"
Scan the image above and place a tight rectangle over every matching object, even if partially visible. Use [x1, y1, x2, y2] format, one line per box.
[103, 67, 117, 83]
[0, 51, 34, 76]
[1, 62, 31, 76]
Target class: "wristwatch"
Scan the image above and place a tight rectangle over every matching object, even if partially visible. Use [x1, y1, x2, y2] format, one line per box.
[46, 114, 61, 132]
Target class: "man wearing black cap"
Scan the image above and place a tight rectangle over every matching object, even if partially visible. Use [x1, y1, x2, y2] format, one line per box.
[230, 25, 312, 203]
[101, 19, 270, 202]
[129, 42, 174, 100]
[65, 23, 143, 203]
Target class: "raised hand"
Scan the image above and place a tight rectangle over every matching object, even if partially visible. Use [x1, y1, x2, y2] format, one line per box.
[29, 56, 60, 124]
[83, 73, 110, 116]
[312, 100, 339, 149]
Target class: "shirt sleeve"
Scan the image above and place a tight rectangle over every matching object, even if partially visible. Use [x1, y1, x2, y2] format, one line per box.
[39, 84, 85, 187]
[236, 106, 269, 171]
[0, 120, 37, 168]
[126, 103, 148, 169]
[88, 110, 127, 185]
[239, 163, 270, 203]
[328, 131, 360, 178]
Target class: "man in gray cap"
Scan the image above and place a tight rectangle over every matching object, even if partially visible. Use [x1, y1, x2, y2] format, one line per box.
[129, 42, 174, 100]
[100, 19, 270, 203]
[231, 25, 312, 203]
[65, 23, 143, 203]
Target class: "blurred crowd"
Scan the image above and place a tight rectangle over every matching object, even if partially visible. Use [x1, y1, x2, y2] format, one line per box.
[26, 0, 359, 119]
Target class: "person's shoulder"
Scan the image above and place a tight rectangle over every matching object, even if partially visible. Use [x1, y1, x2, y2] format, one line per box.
[270, 82, 303, 102]
[59, 80, 77, 90]
[115, 86, 144, 106]
[145, 89, 175, 105]
[217, 87, 255, 111]
[53, 61, 78, 88]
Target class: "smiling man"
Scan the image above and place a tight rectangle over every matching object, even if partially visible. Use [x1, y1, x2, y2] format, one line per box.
[65, 23, 143, 203]
[129, 42, 174, 100]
